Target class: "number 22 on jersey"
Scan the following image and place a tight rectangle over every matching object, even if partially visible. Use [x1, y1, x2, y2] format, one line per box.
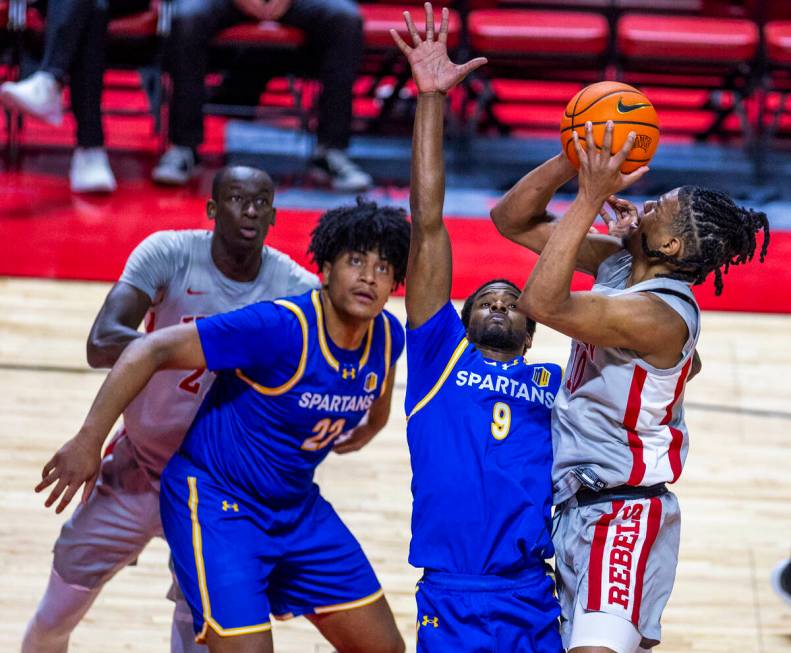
[491, 402, 511, 440]
[301, 418, 347, 451]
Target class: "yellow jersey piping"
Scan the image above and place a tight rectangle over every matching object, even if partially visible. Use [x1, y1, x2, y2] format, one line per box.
[311, 289, 374, 374]
[188, 477, 272, 642]
[313, 588, 385, 614]
[234, 299, 308, 396]
[407, 338, 469, 420]
[379, 316, 393, 397]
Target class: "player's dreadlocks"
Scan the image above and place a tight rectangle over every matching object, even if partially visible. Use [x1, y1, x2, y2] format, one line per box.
[308, 197, 411, 286]
[461, 279, 536, 336]
[642, 186, 770, 295]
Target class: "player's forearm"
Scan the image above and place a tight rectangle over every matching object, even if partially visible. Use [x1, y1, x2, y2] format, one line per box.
[520, 196, 600, 319]
[490, 154, 576, 238]
[410, 92, 446, 235]
[76, 337, 170, 452]
[86, 326, 142, 368]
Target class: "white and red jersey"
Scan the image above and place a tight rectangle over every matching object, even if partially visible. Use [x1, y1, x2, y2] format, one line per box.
[113, 230, 319, 483]
[551, 251, 700, 505]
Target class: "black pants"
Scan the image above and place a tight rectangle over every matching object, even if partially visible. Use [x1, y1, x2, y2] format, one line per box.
[38, 0, 150, 147]
[167, 0, 362, 150]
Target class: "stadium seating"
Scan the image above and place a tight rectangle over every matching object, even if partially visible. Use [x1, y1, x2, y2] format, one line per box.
[4, 0, 791, 161]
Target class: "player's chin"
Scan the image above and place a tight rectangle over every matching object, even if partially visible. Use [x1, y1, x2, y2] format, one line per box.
[343, 297, 384, 321]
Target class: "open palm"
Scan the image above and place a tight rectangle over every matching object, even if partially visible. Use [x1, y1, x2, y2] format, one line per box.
[390, 3, 486, 94]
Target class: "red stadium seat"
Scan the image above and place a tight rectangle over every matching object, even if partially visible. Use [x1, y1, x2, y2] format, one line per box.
[107, 6, 159, 39]
[468, 9, 609, 57]
[466, 8, 610, 134]
[615, 12, 759, 141]
[617, 14, 758, 63]
[766, 21, 791, 66]
[212, 21, 305, 48]
[759, 0, 791, 142]
[357, 4, 461, 131]
[360, 4, 461, 50]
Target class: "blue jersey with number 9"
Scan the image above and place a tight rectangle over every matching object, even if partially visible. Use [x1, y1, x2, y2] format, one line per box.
[182, 289, 404, 504]
[405, 302, 560, 575]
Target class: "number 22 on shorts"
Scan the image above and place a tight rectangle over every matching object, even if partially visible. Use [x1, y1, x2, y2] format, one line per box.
[491, 402, 511, 440]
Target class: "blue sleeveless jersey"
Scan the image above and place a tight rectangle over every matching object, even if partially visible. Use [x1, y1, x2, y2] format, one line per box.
[181, 289, 405, 504]
[405, 302, 561, 575]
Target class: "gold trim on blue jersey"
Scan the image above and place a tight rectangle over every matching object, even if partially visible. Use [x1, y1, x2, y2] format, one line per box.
[408, 338, 470, 420]
[379, 315, 393, 397]
[313, 588, 385, 614]
[234, 299, 308, 396]
[311, 289, 374, 375]
[187, 477, 272, 643]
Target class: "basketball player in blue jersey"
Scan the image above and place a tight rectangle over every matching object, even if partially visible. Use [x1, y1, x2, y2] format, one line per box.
[391, 5, 563, 651]
[36, 199, 410, 653]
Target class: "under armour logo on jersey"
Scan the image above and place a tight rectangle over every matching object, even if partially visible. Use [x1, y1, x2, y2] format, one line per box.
[532, 366, 551, 387]
[421, 616, 439, 628]
[341, 366, 356, 380]
[501, 359, 520, 370]
[222, 501, 239, 512]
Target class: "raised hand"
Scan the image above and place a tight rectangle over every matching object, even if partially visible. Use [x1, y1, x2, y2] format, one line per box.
[390, 3, 486, 94]
[573, 121, 649, 208]
[35, 433, 102, 513]
[600, 194, 639, 239]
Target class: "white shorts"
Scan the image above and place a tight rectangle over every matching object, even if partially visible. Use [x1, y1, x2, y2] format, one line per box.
[52, 434, 162, 588]
[553, 491, 680, 650]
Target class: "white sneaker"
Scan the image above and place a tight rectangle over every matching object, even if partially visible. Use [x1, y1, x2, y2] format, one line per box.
[69, 147, 117, 193]
[0, 71, 63, 125]
[309, 148, 373, 192]
[152, 145, 197, 186]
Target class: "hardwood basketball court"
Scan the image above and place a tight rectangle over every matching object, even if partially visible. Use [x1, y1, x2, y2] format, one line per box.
[1, 277, 789, 652]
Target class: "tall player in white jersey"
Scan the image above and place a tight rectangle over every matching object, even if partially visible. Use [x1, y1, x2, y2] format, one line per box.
[23, 166, 319, 653]
[492, 123, 769, 653]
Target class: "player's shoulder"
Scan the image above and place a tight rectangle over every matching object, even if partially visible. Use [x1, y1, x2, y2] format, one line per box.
[132, 229, 207, 261]
[139, 228, 208, 249]
[263, 245, 300, 269]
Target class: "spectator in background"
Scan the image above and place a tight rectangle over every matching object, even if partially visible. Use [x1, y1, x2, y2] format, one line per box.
[0, 0, 151, 193]
[153, 0, 372, 192]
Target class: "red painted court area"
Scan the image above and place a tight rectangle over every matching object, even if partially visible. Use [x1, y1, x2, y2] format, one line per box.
[0, 172, 784, 313]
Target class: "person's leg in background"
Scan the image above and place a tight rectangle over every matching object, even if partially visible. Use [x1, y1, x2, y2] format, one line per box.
[280, 0, 371, 192]
[152, 0, 240, 185]
[66, 0, 147, 192]
[0, 0, 149, 192]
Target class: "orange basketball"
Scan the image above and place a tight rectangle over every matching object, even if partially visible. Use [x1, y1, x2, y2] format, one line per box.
[560, 81, 659, 174]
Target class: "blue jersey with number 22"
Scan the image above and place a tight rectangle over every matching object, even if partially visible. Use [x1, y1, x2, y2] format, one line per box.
[183, 289, 404, 504]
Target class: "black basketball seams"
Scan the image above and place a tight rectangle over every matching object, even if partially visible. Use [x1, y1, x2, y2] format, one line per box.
[573, 88, 647, 118]
[560, 120, 659, 134]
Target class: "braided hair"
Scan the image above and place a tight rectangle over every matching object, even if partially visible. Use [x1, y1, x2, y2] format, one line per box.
[308, 197, 411, 286]
[641, 186, 770, 295]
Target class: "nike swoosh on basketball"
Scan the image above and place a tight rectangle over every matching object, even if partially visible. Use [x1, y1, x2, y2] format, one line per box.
[617, 98, 651, 113]
[186, 288, 207, 295]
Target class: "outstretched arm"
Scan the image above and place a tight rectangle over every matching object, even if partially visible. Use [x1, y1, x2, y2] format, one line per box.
[37, 323, 205, 513]
[391, 3, 486, 327]
[490, 154, 624, 276]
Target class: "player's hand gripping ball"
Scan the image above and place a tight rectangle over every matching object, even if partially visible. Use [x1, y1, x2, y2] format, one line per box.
[561, 81, 659, 174]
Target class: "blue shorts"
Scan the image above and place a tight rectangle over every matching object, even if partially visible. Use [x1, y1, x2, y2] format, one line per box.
[415, 566, 563, 653]
[160, 453, 382, 641]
